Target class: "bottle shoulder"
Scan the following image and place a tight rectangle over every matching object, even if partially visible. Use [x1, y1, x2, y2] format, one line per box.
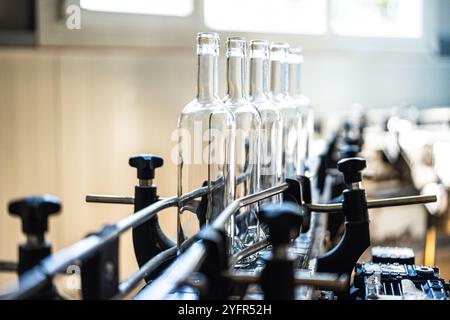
[249, 97, 282, 117]
[223, 99, 262, 120]
[178, 98, 236, 126]
[181, 98, 234, 115]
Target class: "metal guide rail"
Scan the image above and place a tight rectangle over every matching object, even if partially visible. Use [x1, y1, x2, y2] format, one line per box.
[0, 125, 441, 300]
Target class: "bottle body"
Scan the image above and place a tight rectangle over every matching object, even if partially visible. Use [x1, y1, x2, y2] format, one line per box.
[176, 33, 235, 247]
[249, 40, 283, 195]
[224, 37, 261, 249]
[289, 48, 313, 175]
[270, 43, 303, 179]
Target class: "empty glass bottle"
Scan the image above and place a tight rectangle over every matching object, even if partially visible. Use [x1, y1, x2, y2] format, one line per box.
[269, 43, 303, 179]
[288, 47, 313, 175]
[176, 32, 236, 247]
[223, 37, 261, 250]
[248, 40, 283, 197]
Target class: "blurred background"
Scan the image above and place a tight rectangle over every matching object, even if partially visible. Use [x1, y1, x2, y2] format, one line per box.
[0, 0, 449, 283]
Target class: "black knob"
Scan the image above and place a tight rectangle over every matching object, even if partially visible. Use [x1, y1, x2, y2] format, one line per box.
[129, 154, 163, 180]
[8, 195, 61, 236]
[339, 145, 360, 159]
[337, 157, 367, 184]
[259, 203, 303, 246]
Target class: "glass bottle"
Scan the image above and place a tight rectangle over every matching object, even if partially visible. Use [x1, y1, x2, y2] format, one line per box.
[248, 40, 283, 198]
[269, 43, 303, 179]
[288, 47, 313, 175]
[223, 37, 261, 250]
[176, 32, 236, 248]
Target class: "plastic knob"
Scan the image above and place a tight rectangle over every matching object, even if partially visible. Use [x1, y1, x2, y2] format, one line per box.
[340, 145, 360, 159]
[337, 157, 367, 184]
[129, 154, 163, 180]
[8, 195, 61, 236]
[259, 203, 303, 246]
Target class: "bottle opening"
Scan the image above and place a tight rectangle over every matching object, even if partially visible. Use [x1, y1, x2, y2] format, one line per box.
[250, 40, 269, 59]
[270, 42, 289, 61]
[288, 47, 304, 64]
[197, 32, 220, 55]
[226, 37, 247, 57]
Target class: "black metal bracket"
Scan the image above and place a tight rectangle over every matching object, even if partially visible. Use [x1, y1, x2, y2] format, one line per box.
[317, 189, 370, 277]
[130, 155, 175, 281]
[283, 177, 311, 233]
[81, 225, 119, 300]
[197, 228, 229, 300]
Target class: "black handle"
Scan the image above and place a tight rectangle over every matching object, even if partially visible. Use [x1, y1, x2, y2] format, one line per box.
[129, 154, 163, 180]
[259, 203, 303, 246]
[337, 157, 366, 184]
[8, 195, 61, 236]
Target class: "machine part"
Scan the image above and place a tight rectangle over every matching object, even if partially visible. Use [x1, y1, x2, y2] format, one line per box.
[371, 246, 415, 265]
[353, 262, 448, 300]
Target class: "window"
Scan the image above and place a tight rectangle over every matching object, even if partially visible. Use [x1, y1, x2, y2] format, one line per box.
[330, 0, 423, 38]
[204, 0, 327, 35]
[79, 0, 193, 17]
[204, 0, 423, 38]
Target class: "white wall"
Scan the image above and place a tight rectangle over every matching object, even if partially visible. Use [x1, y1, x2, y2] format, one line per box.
[0, 46, 449, 282]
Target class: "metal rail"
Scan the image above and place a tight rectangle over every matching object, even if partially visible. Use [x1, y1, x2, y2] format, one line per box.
[1, 176, 437, 300]
[304, 194, 437, 213]
[228, 239, 270, 269]
[223, 271, 349, 292]
[135, 183, 290, 300]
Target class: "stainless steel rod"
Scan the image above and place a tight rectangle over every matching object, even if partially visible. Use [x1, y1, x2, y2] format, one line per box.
[223, 271, 348, 291]
[228, 238, 270, 268]
[116, 196, 178, 234]
[133, 242, 206, 300]
[118, 246, 178, 298]
[304, 194, 437, 213]
[86, 194, 135, 205]
[212, 183, 289, 230]
[367, 194, 437, 209]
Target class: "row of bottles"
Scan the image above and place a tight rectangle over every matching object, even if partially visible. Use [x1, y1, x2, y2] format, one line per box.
[176, 32, 313, 251]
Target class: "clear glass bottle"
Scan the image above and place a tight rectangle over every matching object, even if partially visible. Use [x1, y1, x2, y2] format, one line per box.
[269, 43, 303, 179]
[223, 37, 261, 249]
[288, 47, 313, 175]
[248, 40, 283, 197]
[176, 33, 236, 247]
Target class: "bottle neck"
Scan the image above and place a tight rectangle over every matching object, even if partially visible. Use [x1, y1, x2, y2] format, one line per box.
[249, 56, 270, 99]
[225, 55, 246, 102]
[270, 60, 288, 96]
[197, 53, 218, 102]
[289, 62, 302, 98]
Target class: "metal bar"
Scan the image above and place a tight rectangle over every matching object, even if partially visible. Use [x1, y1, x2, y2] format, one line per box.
[86, 194, 135, 205]
[304, 203, 343, 212]
[367, 194, 437, 209]
[304, 194, 437, 213]
[116, 196, 178, 234]
[0, 261, 18, 273]
[212, 183, 289, 230]
[133, 242, 207, 300]
[228, 239, 270, 269]
[117, 246, 178, 298]
[223, 271, 348, 292]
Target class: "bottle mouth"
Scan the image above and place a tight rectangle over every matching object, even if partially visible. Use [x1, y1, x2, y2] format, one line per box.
[288, 47, 304, 64]
[270, 42, 289, 61]
[249, 40, 269, 59]
[197, 32, 219, 55]
[197, 32, 220, 46]
[226, 37, 247, 57]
